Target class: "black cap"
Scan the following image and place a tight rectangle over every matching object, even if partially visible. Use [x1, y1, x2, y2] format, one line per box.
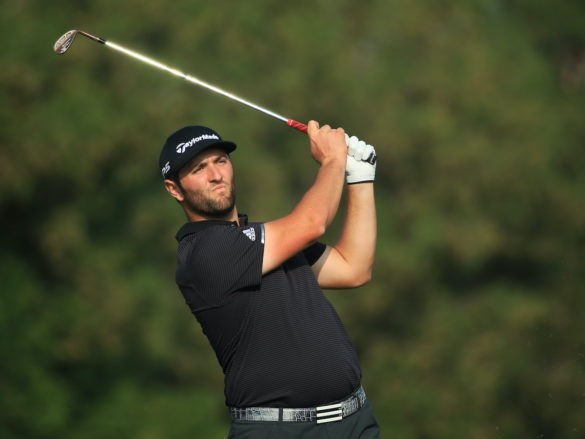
[159, 126, 236, 179]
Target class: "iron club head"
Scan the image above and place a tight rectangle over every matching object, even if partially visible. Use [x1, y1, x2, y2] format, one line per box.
[54, 30, 78, 54]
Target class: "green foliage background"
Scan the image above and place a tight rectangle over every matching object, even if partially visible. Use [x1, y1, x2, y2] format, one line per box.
[1, 0, 584, 438]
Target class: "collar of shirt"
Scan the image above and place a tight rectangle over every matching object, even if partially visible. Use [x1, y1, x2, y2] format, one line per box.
[175, 214, 249, 242]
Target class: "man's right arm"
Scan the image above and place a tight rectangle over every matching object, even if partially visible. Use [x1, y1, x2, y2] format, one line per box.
[261, 120, 347, 274]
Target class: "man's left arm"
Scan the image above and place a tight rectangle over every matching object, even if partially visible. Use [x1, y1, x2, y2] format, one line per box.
[311, 136, 377, 289]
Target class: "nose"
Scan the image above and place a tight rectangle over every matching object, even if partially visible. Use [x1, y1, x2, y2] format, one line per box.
[207, 163, 222, 182]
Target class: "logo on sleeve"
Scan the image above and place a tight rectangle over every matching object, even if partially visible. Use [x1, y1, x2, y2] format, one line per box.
[242, 227, 256, 242]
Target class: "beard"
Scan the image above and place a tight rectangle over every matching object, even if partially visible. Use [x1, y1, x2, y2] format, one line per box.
[180, 177, 236, 220]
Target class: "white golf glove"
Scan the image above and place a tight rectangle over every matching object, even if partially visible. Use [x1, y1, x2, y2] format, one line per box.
[345, 134, 377, 184]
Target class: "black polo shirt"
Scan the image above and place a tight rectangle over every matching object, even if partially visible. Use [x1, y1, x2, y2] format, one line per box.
[174, 214, 361, 408]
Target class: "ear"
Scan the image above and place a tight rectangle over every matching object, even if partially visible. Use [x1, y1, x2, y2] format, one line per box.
[164, 179, 185, 202]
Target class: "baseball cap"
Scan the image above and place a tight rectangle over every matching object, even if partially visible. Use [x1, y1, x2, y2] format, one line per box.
[159, 125, 237, 179]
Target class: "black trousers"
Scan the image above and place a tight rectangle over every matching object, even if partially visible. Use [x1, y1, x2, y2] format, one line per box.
[227, 400, 381, 439]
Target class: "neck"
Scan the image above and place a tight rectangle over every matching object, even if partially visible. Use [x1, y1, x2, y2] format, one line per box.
[185, 207, 239, 225]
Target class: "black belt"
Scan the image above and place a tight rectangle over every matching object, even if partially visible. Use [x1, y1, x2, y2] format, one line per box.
[230, 386, 367, 424]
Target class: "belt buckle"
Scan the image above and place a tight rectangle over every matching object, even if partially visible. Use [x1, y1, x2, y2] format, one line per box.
[316, 402, 343, 424]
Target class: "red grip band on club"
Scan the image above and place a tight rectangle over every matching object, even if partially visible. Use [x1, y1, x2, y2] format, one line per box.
[287, 119, 308, 133]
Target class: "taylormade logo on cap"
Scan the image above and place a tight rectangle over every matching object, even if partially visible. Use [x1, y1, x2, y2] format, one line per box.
[176, 134, 220, 154]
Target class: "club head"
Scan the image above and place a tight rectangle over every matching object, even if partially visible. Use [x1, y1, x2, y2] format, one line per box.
[54, 30, 78, 54]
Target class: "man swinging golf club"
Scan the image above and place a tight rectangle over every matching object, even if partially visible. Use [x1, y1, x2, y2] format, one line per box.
[159, 120, 380, 438]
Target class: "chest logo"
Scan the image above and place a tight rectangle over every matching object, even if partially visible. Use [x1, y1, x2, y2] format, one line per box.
[242, 227, 256, 242]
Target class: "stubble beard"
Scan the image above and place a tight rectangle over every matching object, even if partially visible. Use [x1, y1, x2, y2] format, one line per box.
[181, 177, 236, 220]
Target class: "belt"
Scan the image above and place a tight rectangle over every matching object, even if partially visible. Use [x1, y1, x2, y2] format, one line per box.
[230, 386, 367, 424]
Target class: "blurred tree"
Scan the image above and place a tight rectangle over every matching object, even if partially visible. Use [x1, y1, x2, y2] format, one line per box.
[1, 0, 584, 438]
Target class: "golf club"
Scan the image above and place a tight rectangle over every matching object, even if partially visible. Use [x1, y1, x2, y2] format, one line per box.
[54, 29, 309, 129]
[53, 29, 375, 164]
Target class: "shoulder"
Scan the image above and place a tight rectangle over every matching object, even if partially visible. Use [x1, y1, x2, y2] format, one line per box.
[176, 221, 265, 294]
[177, 221, 264, 269]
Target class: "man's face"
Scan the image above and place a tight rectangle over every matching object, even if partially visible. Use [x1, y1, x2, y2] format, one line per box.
[175, 148, 236, 220]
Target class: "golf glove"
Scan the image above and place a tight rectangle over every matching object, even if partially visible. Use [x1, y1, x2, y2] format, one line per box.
[345, 134, 377, 184]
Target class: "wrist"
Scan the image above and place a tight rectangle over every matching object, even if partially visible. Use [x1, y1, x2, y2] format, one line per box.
[347, 180, 374, 185]
[321, 155, 347, 170]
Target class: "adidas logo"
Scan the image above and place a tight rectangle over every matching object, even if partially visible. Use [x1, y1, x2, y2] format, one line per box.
[242, 228, 256, 242]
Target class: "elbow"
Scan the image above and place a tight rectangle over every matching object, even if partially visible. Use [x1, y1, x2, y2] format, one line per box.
[306, 214, 327, 242]
[357, 270, 373, 288]
[348, 267, 372, 288]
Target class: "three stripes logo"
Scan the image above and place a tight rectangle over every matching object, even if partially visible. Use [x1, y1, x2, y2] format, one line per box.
[242, 227, 256, 242]
[316, 402, 343, 424]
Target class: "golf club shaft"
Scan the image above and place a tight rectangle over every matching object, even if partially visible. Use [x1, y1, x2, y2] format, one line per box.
[60, 30, 308, 133]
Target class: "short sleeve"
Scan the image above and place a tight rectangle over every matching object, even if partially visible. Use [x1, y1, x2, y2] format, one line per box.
[176, 223, 265, 311]
[302, 242, 327, 266]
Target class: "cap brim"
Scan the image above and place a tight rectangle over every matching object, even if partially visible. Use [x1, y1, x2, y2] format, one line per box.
[213, 140, 237, 154]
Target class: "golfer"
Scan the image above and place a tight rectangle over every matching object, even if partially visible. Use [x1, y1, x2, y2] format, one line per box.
[159, 120, 379, 438]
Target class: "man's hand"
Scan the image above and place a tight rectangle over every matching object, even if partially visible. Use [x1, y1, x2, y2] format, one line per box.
[345, 134, 377, 184]
[307, 120, 348, 166]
